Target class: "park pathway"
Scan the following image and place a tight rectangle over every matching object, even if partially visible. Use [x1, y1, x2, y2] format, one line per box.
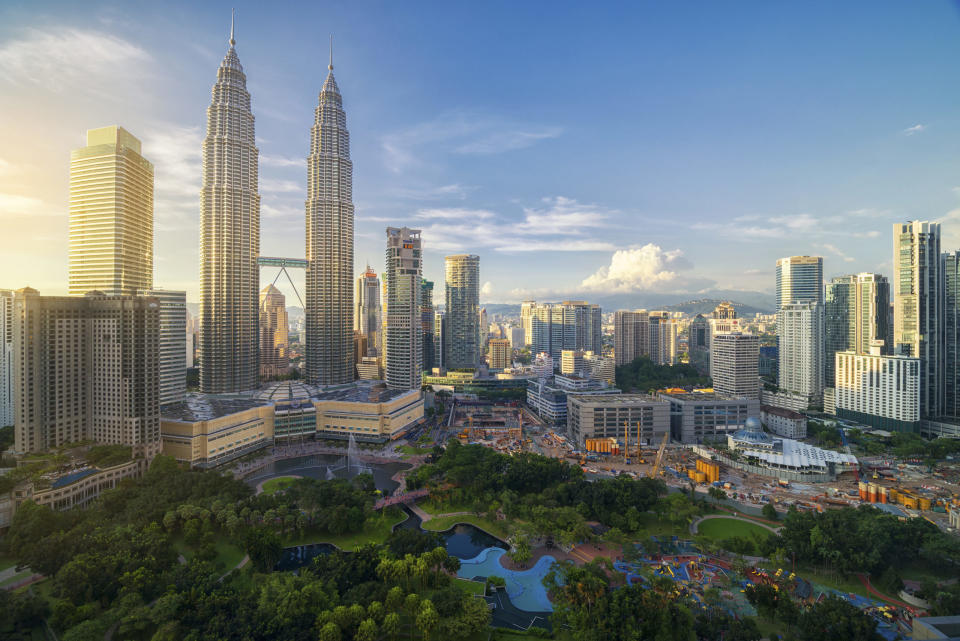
[690, 514, 782, 536]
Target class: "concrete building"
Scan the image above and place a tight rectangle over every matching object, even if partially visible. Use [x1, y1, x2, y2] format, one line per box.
[488, 338, 512, 370]
[688, 313, 710, 371]
[584, 351, 615, 385]
[648, 311, 678, 365]
[356, 356, 381, 380]
[355, 266, 381, 357]
[777, 301, 824, 409]
[893, 221, 941, 418]
[710, 332, 759, 399]
[527, 374, 618, 425]
[509, 326, 525, 350]
[614, 310, 649, 366]
[69, 126, 154, 296]
[444, 254, 480, 369]
[726, 424, 858, 477]
[0, 290, 12, 428]
[145, 289, 187, 406]
[433, 310, 446, 371]
[658, 391, 759, 444]
[258, 284, 289, 379]
[567, 394, 669, 449]
[305, 51, 355, 386]
[13, 288, 160, 455]
[835, 349, 920, 432]
[760, 405, 807, 439]
[560, 349, 585, 376]
[384, 227, 422, 390]
[942, 251, 960, 418]
[421, 279, 435, 372]
[775, 255, 823, 312]
[825, 273, 890, 386]
[199, 30, 260, 393]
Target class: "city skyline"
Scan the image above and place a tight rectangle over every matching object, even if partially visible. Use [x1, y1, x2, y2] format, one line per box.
[6, 3, 960, 306]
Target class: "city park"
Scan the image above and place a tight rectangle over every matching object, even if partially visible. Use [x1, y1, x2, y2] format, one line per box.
[4, 427, 958, 641]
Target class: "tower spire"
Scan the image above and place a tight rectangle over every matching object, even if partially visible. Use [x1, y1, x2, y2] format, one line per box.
[329, 34, 333, 71]
[230, 8, 236, 47]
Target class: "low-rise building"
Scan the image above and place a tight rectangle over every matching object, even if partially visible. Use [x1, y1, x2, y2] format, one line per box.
[161, 397, 275, 468]
[835, 350, 920, 433]
[761, 405, 807, 439]
[658, 391, 759, 444]
[567, 394, 669, 449]
[583, 351, 615, 385]
[527, 374, 619, 424]
[727, 422, 858, 477]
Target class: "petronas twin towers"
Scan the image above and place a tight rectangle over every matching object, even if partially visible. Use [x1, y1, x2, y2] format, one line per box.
[199, 21, 354, 392]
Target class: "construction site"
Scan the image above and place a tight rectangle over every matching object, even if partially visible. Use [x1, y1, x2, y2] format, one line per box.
[452, 400, 526, 451]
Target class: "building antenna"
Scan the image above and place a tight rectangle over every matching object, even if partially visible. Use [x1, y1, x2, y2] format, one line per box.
[230, 8, 236, 46]
[329, 34, 334, 70]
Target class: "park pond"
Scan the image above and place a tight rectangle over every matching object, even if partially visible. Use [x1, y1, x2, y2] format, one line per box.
[245, 452, 411, 494]
[457, 547, 556, 612]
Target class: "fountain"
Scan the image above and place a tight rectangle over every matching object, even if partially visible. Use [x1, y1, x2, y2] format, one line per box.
[325, 467, 335, 480]
[346, 434, 372, 475]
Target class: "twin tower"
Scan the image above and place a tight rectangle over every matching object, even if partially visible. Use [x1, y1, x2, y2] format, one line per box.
[199, 24, 353, 393]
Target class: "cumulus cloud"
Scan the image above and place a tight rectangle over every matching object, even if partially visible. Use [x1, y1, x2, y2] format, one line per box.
[481, 281, 494, 297]
[903, 124, 926, 135]
[580, 244, 701, 293]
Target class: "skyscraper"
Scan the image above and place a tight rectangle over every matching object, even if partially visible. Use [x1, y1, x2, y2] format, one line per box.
[710, 332, 759, 399]
[893, 221, 941, 418]
[528, 301, 602, 363]
[69, 126, 154, 296]
[775, 256, 823, 311]
[355, 267, 381, 357]
[777, 301, 825, 408]
[385, 227, 422, 390]
[943, 251, 960, 418]
[305, 43, 354, 386]
[143, 289, 187, 406]
[444, 254, 480, 369]
[199, 21, 260, 393]
[688, 314, 710, 372]
[421, 279, 435, 372]
[259, 284, 289, 379]
[824, 273, 890, 386]
[13, 289, 160, 454]
[0, 290, 12, 427]
[614, 310, 649, 366]
[433, 310, 446, 371]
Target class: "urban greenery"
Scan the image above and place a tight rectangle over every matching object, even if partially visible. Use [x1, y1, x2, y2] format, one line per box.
[615, 356, 711, 393]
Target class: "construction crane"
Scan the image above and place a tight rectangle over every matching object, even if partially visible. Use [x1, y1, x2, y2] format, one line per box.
[648, 431, 670, 479]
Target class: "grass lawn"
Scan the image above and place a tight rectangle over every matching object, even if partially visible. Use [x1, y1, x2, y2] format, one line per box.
[753, 617, 789, 640]
[0, 554, 18, 572]
[282, 510, 408, 551]
[454, 577, 487, 595]
[697, 518, 773, 542]
[421, 514, 510, 541]
[260, 476, 299, 495]
[173, 536, 246, 572]
[417, 498, 476, 515]
[899, 559, 958, 584]
[633, 511, 689, 538]
[0, 568, 34, 588]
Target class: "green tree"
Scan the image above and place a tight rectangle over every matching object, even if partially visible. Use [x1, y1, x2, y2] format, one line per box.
[796, 595, 882, 641]
[762, 503, 778, 521]
[356, 618, 378, 641]
[416, 601, 439, 641]
[318, 621, 341, 641]
[382, 612, 402, 641]
[244, 527, 282, 573]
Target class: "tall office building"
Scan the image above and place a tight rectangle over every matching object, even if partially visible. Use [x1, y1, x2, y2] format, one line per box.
[529, 301, 602, 363]
[614, 310, 649, 366]
[479, 308, 489, 354]
[259, 284, 289, 379]
[488, 339, 512, 370]
[520, 300, 535, 346]
[710, 332, 759, 399]
[777, 301, 825, 408]
[355, 267, 381, 357]
[305, 47, 354, 386]
[648, 311, 678, 365]
[384, 228, 422, 390]
[444, 254, 480, 369]
[713, 302, 736, 320]
[143, 289, 186, 406]
[688, 313, 710, 372]
[421, 279, 435, 372]
[69, 126, 154, 296]
[893, 221, 941, 418]
[0, 290, 12, 427]
[199, 25, 260, 393]
[943, 251, 960, 418]
[433, 310, 446, 371]
[824, 273, 890, 386]
[775, 256, 823, 311]
[13, 289, 160, 454]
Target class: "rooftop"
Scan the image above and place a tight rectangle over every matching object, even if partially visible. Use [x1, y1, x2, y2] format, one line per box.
[761, 404, 805, 420]
[570, 393, 661, 406]
[161, 395, 271, 422]
[660, 391, 749, 403]
[314, 381, 417, 404]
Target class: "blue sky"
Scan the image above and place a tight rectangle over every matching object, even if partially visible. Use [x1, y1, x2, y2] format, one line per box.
[3, 1, 960, 305]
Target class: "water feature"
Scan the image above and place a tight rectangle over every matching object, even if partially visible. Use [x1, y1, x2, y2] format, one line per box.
[457, 547, 556, 612]
[346, 434, 373, 476]
[246, 453, 410, 493]
[441, 524, 508, 559]
[274, 543, 336, 572]
[325, 466, 335, 480]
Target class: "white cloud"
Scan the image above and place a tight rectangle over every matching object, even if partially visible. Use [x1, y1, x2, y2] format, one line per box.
[0, 28, 150, 95]
[260, 154, 304, 168]
[141, 125, 202, 232]
[414, 207, 496, 221]
[0, 192, 59, 218]
[580, 244, 702, 293]
[903, 124, 926, 136]
[260, 179, 301, 194]
[515, 196, 612, 235]
[817, 243, 855, 263]
[481, 281, 494, 297]
[381, 112, 562, 173]
[394, 183, 473, 201]
[497, 239, 616, 252]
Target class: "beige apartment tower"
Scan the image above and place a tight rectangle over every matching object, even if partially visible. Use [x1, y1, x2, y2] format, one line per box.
[259, 284, 289, 379]
[69, 126, 154, 296]
[710, 332, 760, 399]
[488, 338, 512, 370]
[199, 27, 261, 393]
[614, 310, 649, 366]
[384, 228, 423, 390]
[13, 288, 160, 455]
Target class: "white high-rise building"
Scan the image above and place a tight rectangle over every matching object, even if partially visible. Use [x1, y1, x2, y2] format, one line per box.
[306, 46, 354, 386]
[529, 301, 602, 363]
[893, 221, 941, 418]
[0, 290, 12, 427]
[775, 256, 823, 312]
[199, 22, 260, 393]
[444, 255, 480, 369]
[835, 349, 920, 432]
[710, 332, 759, 399]
[384, 227, 422, 390]
[142, 289, 186, 406]
[777, 301, 825, 408]
[355, 267, 381, 357]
